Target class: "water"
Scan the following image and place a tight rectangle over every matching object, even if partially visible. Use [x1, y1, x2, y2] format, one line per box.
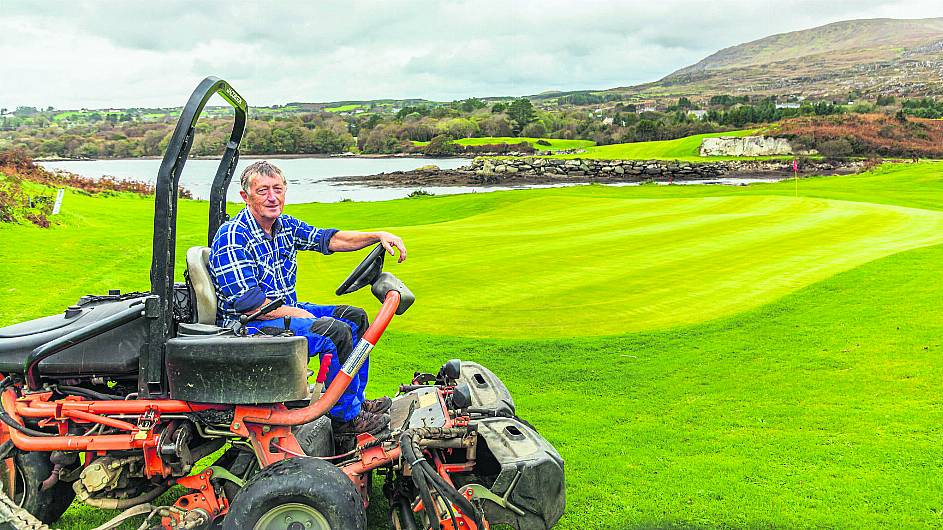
[38, 158, 782, 203]
[39, 157, 493, 203]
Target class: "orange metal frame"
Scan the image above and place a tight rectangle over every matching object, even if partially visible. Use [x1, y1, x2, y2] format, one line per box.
[0, 290, 451, 528]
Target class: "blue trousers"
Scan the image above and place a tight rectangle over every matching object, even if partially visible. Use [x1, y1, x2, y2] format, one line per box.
[246, 303, 370, 422]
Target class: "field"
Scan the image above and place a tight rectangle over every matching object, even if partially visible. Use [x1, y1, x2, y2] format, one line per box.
[1, 161, 942, 527]
[553, 129, 762, 161]
[324, 104, 363, 113]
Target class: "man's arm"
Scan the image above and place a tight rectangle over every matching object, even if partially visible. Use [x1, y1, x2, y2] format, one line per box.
[247, 300, 315, 320]
[328, 230, 408, 263]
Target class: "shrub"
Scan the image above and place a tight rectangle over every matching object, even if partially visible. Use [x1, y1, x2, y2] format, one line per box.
[535, 139, 552, 147]
[408, 189, 434, 198]
[817, 138, 854, 158]
[421, 135, 459, 157]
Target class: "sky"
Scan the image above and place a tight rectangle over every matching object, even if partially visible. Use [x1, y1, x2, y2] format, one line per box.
[3, 0, 943, 110]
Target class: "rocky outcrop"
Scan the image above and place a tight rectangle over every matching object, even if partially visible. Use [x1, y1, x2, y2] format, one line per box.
[470, 157, 861, 183]
[699, 136, 796, 157]
[331, 157, 863, 187]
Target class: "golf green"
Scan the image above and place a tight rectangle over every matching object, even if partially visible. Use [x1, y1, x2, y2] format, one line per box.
[294, 194, 943, 337]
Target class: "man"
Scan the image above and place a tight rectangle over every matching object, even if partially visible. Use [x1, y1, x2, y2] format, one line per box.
[209, 160, 407, 435]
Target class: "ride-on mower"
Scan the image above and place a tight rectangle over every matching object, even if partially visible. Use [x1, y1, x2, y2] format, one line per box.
[0, 78, 564, 530]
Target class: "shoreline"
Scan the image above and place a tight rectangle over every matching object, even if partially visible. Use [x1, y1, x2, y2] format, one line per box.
[33, 153, 471, 162]
[327, 169, 798, 188]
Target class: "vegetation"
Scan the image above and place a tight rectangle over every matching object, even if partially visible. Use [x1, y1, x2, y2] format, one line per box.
[777, 113, 943, 158]
[0, 113, 355, 159]
[3, 161, 943, 527]
[0, 91, 884, 161]
[0, 151, 191, 228]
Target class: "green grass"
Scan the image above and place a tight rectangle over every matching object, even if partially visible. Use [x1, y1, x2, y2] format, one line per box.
[412, 137, 595, 151]
[553, 129, 761, 161]
[2, 161, 943, 527]
[324, 104, 362, 113]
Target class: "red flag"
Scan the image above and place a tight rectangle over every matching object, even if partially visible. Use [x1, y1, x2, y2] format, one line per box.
[792, 159, 798, 172]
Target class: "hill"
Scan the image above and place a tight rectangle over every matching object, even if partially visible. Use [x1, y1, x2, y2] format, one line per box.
[614, 18, 943, 100]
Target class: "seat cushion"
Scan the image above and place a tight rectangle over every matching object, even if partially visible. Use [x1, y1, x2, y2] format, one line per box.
[186, 247, 217, 325]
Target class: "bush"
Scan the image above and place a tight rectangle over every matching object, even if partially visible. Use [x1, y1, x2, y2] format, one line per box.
[521, 121, 547, 138]
[817, 138, 854, 158]
[0, 172, 53, 226]
[535, 139, 552, 147]
[408, 189, 434, 198]
[421, 135, 459, 157]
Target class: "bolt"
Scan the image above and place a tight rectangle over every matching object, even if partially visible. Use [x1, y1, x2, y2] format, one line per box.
[233, 423, 240, 429]
[285, 515, 293, 523]
[261, 425, 270, 433]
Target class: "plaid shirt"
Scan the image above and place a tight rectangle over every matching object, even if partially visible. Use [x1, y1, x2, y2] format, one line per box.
[209, 207, 338, 326]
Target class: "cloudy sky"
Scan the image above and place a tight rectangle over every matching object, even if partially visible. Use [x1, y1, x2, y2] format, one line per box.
[3, 0, 943, 110]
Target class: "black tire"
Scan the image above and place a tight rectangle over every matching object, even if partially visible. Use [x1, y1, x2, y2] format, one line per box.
[292, 416, 335, 458]
[1, 451, 75, 524]
[223, 457, 365, 530]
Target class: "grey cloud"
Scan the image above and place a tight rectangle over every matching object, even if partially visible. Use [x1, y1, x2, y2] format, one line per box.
[4, 0, 943, 108]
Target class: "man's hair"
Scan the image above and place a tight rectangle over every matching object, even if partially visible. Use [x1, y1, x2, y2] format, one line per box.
[239, 161, 286, 192]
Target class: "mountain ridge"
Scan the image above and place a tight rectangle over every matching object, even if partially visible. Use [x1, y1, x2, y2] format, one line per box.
[617, 17, 943, 100]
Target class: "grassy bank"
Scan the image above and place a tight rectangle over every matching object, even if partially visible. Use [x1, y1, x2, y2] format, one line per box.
[551, 129, 760, 161]
[2, 161, 942, 527]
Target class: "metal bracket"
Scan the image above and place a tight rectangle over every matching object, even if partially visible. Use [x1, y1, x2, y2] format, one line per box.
[459, 470, 527, 516]
[205, 465, 246, 488]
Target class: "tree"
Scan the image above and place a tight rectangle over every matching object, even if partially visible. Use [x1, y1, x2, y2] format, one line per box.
[422, 134, 459, 156]
[507, 98, 536, 134]
[459, 98, 486, 113]
[521, 121, 546, 138]
[491, 102, 506, 114]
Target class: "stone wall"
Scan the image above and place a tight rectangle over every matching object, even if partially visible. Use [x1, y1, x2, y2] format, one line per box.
[470, 157, 861, 182]
[699, 136, 795, 157]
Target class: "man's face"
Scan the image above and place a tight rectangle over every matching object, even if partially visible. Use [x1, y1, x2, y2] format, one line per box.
[240, 172, 286, 225]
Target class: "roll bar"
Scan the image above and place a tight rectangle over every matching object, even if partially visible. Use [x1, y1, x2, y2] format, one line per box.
[144, 76, 248, 396]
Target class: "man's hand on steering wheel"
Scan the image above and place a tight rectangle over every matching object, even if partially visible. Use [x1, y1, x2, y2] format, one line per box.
[376, 231, 407, 263]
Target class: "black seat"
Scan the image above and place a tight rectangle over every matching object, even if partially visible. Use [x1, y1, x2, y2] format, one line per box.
[0, 296, 147, 377]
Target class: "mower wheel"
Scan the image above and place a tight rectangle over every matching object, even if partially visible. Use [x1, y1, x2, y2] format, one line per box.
[223, 457, 364, 530]
[292, 416, 334, 458]
[2, 451, 75, 524]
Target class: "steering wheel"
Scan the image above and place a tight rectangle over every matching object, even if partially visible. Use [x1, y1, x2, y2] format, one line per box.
[335, 244, 386, 296]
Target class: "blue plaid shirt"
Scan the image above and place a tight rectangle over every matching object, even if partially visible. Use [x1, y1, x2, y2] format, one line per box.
[209, 207, 338, 326]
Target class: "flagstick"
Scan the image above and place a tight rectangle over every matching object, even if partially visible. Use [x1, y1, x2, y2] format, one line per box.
[793, 158, 799, 197]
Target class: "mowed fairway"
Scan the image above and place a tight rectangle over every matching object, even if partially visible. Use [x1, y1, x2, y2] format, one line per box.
[1, 161, 942, 528]
[295, 194, 943, 337]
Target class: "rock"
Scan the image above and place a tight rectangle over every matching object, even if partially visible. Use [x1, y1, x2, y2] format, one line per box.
[614, 166, 625, 174]
[699, 136, 794, 157]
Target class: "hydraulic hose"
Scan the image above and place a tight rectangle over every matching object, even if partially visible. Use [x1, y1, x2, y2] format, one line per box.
[55, 385, 120, 401]
[399, 427, 482, 529]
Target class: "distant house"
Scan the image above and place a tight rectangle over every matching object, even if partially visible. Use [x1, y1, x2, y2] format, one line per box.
[637, 105, 657, 113]
[602, 117, 614, 125]
[775, 102, 801, 109]
[687, 110, 708, 119]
